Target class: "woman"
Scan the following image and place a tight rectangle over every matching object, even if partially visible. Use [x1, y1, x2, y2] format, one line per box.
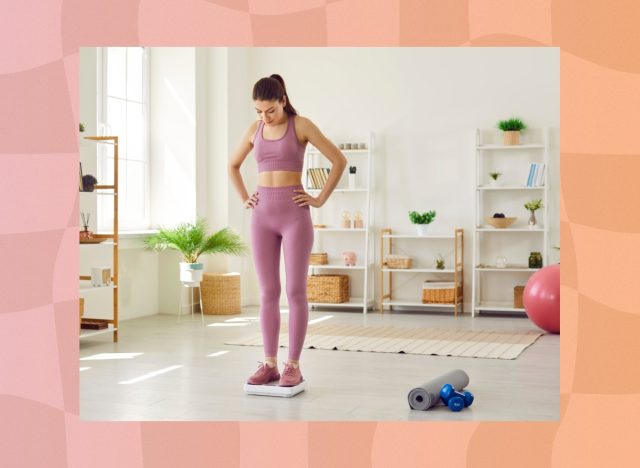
[229, 74, 347, 387]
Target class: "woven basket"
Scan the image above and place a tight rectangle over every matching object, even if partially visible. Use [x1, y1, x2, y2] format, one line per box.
[385, 254, 412, 269]
[422, 281, 460, 304]
[310, 252, 329, 265]
[307, 274, 349, 303]
[486, 217, 517, 229]
[503, 131, 520, 145]
[201, 272, 241, 315]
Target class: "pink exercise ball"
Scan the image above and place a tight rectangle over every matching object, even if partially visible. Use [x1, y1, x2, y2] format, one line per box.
[523, 264, 560, 334]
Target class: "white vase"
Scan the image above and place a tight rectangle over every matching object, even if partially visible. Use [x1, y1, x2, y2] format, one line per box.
[179, 262, 204, 286]
[490, 179, 498, 187]
[348, 173, 356, 190]
[415, 224, 429, 236]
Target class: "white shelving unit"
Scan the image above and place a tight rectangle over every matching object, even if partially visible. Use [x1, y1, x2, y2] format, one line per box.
[472, 127, 549, 317]
[304, 133, 375, 314]
[380, 229, 464, 316]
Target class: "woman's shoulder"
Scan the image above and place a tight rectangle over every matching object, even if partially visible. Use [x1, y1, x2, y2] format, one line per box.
[293, 114, 317, 136]
[292, 115, 312, 145]
[248, 119, 261, 145]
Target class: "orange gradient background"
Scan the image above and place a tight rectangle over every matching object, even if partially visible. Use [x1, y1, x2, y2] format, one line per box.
[1, 1, 639, 466]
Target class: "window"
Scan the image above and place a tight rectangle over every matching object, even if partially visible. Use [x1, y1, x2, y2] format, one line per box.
[97, 47, 149, 232]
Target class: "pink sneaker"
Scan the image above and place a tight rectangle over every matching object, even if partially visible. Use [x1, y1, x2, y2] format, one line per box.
[247, 361, 280, 385]
[279, 363, 304, 387]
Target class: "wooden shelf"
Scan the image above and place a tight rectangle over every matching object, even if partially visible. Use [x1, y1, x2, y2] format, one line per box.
[80, 323, 118, 339]
[80, 135, 119, 342]
[383, 300, 461, 309]
[380, 228, 464, 317]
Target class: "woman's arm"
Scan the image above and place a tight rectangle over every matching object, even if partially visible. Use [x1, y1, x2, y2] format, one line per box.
[295, 117, 347, 207]
[228, 121, 260, 207]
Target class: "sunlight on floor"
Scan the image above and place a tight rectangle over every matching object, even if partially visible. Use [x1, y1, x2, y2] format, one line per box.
[118, 365, 183, 385]
[80, 352, 144, 361]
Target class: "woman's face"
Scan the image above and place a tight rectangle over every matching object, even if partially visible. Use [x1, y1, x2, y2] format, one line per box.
[254, 98, 285, 125]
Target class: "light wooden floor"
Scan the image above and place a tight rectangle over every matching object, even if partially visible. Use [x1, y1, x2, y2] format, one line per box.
[80, 306, 559, 421]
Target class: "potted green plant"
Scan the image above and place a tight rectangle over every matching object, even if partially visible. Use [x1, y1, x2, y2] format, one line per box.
[497, 117, 526, 145]
[524, 198, 544, 228]
[489, 171, 502, 187]
[409, 210, 436, 236]
[435, 254, 445, 270]
[144, 217, 248, 286]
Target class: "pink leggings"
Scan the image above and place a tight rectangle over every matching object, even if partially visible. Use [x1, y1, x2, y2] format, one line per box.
[250, 184, 314, 361]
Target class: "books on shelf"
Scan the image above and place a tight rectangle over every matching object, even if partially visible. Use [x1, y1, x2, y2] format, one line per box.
[307, 167, 330, 189]
[526, 162, 545, 187]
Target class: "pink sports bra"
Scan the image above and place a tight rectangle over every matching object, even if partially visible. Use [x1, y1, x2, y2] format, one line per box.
[252, 116, 306, 172]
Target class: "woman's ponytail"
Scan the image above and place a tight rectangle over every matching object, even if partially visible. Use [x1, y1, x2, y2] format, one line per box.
[252, 74, 298, 116]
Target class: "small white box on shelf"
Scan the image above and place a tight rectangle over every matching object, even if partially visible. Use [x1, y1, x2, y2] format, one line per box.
[90, 267, 111, 287]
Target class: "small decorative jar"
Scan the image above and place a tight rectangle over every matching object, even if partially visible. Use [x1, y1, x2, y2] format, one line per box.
[341, 211, 352, 229]
[528, 251, 543, 268]
[353, 211, 364, 228]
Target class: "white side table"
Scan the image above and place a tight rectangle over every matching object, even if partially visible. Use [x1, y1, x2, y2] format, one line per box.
[178, 282, 205, 324]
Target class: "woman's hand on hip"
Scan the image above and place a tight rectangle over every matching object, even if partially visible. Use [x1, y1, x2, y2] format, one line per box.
[244, 191, 259, 209]
[292, 189, 323, 208]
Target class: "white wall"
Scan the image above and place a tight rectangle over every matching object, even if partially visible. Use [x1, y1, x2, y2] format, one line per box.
[81, 47, 559, 318]
[236, 47, 560, 309]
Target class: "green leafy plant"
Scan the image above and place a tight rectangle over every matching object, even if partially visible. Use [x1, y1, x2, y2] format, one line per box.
[524, 199, 544, 212]
[489, 171, 502, 180]
[144, 217, 248, 264]
[497, 118, 526, 132]
[409, 210, 436, 225]
[435, 254, 445, 270]
[79, 122, 85, 132]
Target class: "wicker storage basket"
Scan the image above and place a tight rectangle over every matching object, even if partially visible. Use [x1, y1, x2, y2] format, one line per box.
[201, 272, 241, 315]
[310, 252, 329, 265]
[385, 254, 413, 269]
[307, 274, 349, 303]
[514, 285, 525, 308]
[422, 281, 460, 304]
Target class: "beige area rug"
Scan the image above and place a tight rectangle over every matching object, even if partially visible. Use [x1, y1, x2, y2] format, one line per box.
[225, 323, 544, 360]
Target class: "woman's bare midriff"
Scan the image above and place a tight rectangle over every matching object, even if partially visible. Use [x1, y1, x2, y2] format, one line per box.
[258, 170, 303, 187]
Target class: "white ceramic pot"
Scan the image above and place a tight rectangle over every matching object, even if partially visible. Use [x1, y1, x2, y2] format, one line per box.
[179, 262, 204, 286]
[415, 224, 429, 236]
[490, 179, 498, 187]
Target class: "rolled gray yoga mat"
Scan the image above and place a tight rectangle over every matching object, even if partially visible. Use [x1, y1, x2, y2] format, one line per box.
[408, 369, 470, 411]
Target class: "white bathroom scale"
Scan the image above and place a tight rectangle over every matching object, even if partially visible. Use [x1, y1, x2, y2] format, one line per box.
[244, 380, 307, 397]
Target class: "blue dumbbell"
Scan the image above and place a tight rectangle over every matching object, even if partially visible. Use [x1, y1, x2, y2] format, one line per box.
[440, 384, 474, 410]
